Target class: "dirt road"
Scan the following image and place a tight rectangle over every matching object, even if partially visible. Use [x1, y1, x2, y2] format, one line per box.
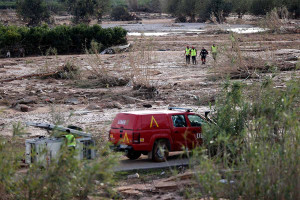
[115, 152, 189, 171]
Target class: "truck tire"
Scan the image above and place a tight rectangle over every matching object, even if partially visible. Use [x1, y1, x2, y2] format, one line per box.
[126, 150, 141, 160]
[153, 140, 169, 162]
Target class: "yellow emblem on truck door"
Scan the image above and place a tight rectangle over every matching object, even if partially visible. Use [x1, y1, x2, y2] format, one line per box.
[123, 132, 129, 143]
[150, 116, 159, 128]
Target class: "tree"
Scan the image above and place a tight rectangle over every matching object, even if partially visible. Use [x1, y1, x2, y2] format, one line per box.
[231, 0, 251, 18]
[16, 0, 50, 26]
[64, 0, 111, 24]
[196, 0, 232, 23]
[250, 0, 275, 15]
[111, 5, 134, 21]
[167, 0, 181, 16]
[182, 0, 197, 22]
[150, 0, 162, 13]
[94, 0, 111, 21]
[196, 0, 211, 22]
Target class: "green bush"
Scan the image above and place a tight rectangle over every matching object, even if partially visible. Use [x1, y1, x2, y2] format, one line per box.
[190, 76, 300, 199]
[0, 24, 127, 56]
[0, 1, 16, 9]
[0, 135, 120, 199]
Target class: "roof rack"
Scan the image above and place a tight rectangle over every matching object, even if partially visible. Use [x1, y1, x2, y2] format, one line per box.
[168, 107, 193, 112]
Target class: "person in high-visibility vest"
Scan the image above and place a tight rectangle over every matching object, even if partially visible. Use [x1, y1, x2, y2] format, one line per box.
[191, 46, 197, 65]
[211, 44, 217, 62]
[184, 46, 191, 64]
[65, 130, 76, 151]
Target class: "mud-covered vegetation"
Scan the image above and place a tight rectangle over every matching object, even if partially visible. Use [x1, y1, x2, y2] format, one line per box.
[0, 135, 120, 199]
[0, 24, 127, 56]
[189, 77, 300, 199]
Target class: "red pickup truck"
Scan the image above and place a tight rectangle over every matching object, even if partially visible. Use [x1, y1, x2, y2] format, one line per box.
[109, 108, 207, 162]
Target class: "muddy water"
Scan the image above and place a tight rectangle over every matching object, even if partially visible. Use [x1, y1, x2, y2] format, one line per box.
[102, 23, 267, 36]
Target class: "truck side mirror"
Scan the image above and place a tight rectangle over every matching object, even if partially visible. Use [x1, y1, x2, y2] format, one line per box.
[205, 111, 210, 120]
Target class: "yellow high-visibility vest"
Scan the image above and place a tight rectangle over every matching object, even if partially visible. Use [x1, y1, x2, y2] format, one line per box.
[211, 46, 217, 53]
[65, 134, 76, 147]
[191, 49, 197, 56]
[186, 48, 191, 55]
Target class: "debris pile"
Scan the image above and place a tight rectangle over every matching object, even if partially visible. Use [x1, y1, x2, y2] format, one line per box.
[0, 64, 79, 83]
[117, 171, 196, 198]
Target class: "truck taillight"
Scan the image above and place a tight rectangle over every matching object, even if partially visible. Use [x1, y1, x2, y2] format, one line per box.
[109, 130, 112, 141]
[132, 132, 140, 144]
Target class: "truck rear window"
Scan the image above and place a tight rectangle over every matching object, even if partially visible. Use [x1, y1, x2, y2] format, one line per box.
[111, 113, 138, 130]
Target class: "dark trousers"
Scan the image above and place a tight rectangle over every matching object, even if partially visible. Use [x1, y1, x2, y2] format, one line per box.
[201, 56, 206, 64]
[192, 56, 196, 64]
[186, 55, 190, 64]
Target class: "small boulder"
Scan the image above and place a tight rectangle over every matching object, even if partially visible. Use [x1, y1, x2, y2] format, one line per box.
[20, 104, 30, 112]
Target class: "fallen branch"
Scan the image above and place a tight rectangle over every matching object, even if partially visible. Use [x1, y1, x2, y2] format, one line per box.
[0, 71, 60, 83]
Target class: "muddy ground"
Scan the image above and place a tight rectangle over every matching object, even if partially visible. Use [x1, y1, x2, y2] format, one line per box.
[0, 13, 299, 199]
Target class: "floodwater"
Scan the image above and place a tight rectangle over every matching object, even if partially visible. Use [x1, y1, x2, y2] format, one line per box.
[102, 23, 267, 36]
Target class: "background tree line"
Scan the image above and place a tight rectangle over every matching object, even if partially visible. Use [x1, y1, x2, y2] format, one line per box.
[0, 24, 127, 56]
[1, 0, 298, 26]
[167, 0, 300, 22]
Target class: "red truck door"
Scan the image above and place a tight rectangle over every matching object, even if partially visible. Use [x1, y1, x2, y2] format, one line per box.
[170, 114, 190, 150]
[186, 114, 204, 147]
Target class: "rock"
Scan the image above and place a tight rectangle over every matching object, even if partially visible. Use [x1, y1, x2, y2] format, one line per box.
[117, 184, 151, 192]
[119, 189, 143, 196]
[17, 97, 38, 104]
[285, 56, 298, 61]
[100, 44, 131, 55]
[45, 98, 54, 103]
[20, 104, 30, 112]
[65, 98, 79, 105]
[73, 110, 92, 116]
[127, 173, 139, 179]
[103, 101, 122, 109]
[143, 104, 152, 108]
[85, 104, 101, 110]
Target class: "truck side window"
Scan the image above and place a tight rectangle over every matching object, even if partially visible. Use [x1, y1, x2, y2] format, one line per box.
[172, 115, 187, 127]
[188, 115, 204, 127]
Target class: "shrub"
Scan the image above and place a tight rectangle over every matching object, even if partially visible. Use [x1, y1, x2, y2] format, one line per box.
[0, 24, 127, 56]
[0, 1, 16, 9]
[0, 126, 120, 199]
[190, 76, 300, 199]
[111, 5, 135, 21]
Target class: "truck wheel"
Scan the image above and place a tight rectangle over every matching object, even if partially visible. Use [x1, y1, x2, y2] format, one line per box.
[153, 140, 169, 162]
[126, 150, 141, 160]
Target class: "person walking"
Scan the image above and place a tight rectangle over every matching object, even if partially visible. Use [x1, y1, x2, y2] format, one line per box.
[6, 51, 11, 58]
[191, 46, 197, 65]
[211, 44, 217, 62]
[200, 47, 208, 64]
[185, 46, 191, 65]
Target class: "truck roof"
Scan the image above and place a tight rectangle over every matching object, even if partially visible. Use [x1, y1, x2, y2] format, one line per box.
[120, 110, 194, 115]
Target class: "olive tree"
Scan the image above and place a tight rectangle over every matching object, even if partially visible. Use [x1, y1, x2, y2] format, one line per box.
[64, 0, 111, 24]
[16, 0, 50, 26]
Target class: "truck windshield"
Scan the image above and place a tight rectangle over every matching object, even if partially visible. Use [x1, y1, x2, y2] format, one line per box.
[187, 115, 204, 127]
